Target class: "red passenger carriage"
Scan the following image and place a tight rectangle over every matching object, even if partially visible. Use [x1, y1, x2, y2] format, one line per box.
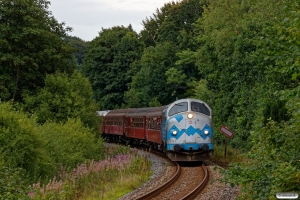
[102, 109, 131, 141]
[100, 106, 165, 147]
[145, 106, 165, 145]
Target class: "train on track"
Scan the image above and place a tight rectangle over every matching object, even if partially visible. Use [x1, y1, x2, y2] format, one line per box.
[97, 98, 214, 161]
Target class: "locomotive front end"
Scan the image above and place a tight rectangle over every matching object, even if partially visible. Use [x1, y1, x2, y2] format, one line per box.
[163, 98, 213, 161]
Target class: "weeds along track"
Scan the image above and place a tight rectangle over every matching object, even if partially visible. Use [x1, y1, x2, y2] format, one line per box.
[135, 149, 180, 200]
[106, 143, 211, 200]
[135, 149, 210, 200]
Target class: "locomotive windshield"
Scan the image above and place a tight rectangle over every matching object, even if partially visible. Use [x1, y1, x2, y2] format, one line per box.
[191, 101, 210, 116]
[168, 102, 188, 116]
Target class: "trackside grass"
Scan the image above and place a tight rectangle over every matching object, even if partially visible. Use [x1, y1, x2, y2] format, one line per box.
[211, 144, 246, 168]
[29, 145, 152, 200]
[84, 173, 148, 200]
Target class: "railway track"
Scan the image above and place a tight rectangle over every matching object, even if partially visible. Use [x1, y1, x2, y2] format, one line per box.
[135, 149, 210, 200]
[115, 145, 238, 200]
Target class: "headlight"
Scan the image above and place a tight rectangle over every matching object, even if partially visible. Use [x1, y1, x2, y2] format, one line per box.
[172, 130, 177, 135]
[204, 130, 209, 135]
[187, 113, 194, 119]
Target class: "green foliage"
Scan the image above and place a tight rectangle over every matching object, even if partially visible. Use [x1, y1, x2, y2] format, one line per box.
[148, 97, 162, 107]
[140, 0, 206, 47]
[0, 0, 75, 102]
[222, 119, 300, 199]
[140, 2, 174, 47]
[0, 102, 53, 182]
[83, 26, 144, 109]
[103, 144, 131, 158]
[124, 42, 178, 107]
[39, 118, 104, 171]
[220, 1, 300, 198]
[31, 148, 151, 200]
[211, 144, 246, 167]
[0, 101, 104, 191]
[189, 79, 213, 106]
[135, 0, 208, 106]
[0, 166, 30, 200]
[165, 67, 188, 97]
[174, 0, 287, 148]
[23, 70, 99, 130]
[122, 88, 144, 108]
[64, 36, 88, 68]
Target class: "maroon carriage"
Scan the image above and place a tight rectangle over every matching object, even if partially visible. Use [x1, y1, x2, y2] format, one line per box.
[125, 106, 165, 146]
[101, 107, 153, 142]
[102, 108, 132, 141]
[100, 106, 166, 147]
[145, 106, 165, 145]
[126, 108, 148, 140]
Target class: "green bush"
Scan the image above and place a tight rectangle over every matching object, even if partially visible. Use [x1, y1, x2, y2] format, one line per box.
[23, 71, 99, 131]
[39, 118, 104, 171]
[0, 166, 30, 200]
[222, 119, 300, 199]
[0, 101, 104, 188]
[0, 102, 53, 183]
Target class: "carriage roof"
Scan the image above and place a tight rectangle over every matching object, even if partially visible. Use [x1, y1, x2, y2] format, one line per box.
[127, 106, 166, 117]
[101, 106, 166, 118]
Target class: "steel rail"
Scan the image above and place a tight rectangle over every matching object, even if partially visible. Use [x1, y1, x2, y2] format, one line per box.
[180, 164, 210, 200]
[136, 158, 181, 200]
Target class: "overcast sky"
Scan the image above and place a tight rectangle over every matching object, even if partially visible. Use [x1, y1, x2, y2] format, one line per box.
[49, 0, 174, 41]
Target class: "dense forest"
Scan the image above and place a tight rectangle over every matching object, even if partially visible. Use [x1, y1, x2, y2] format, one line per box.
[0, 0, 299, 199]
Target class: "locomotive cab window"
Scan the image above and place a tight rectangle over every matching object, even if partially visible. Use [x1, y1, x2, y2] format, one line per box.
[191, 102, 210, 116]
[168, 102, 188, 116]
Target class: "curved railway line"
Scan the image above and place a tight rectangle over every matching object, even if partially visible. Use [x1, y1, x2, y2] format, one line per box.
[113, 144, 239, 200]
[132, 148, 210, 200]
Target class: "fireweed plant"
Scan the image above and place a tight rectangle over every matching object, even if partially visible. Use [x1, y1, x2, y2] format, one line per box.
[29, 145, 152, 199]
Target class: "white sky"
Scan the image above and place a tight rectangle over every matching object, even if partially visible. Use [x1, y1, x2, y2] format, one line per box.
[49, 0, 174, 41]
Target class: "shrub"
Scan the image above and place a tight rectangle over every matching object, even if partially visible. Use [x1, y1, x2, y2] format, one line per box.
[39, 118, 104, 171]
[30, 149, 151, 200]
[23, 71, 99, 131]
[0, 166, 30, 200]
[0, 102, 53, 182]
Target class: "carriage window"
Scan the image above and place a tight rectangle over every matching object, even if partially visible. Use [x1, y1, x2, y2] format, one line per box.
[168, 102, 188, 116]
[106, 118, 111, 125]
[131, 117, 144, 128]
[191, 102, 210, 116]
[147, 117, 160, 130]
[106, 117, 123, 126]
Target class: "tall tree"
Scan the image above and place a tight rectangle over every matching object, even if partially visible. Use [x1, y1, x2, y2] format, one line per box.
[140, 0, 206, 47]
[140, 2, 174, 47]
[0, 0, 75, 102]
[23, 71, 99, 130]
[138, 0, 206, 101]
[175, 0, 285, 146]
[64, 36, 88, 69]
[223, 1, 300, 195]
[82, 26, 144, 109]
[124, 42, 178, 107]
